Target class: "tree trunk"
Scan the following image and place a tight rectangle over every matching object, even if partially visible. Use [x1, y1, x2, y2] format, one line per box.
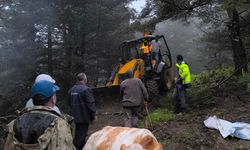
[227, 8, 248, 76]
[66, 22, 74, 73]
[47, 25, 53, 75]
[79, 33, 85, 71]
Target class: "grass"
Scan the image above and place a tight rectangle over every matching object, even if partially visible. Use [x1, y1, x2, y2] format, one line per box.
[149, 108, 175, 123]
[235, 146, 250, 150]
[139, 108, 175, 128]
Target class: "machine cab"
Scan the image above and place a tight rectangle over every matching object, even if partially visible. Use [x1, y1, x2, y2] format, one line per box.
[120, 35, 172, 70]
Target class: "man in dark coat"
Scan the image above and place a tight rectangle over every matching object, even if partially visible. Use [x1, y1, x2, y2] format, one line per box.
[68, 73, 96, 150]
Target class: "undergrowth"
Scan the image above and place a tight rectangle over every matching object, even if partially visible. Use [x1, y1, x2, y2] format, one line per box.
[190, 68, 234, 97]
[165, 67, 250, 107]
[141, 66, 250, 127]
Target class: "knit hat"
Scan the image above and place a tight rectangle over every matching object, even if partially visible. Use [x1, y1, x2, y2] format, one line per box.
[35, 74, 55, 83]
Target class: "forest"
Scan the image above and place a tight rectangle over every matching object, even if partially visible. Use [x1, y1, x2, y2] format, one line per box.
[1, 0, 250, 149]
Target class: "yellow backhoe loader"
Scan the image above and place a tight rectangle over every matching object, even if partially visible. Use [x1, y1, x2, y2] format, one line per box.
[93, 34, 174, 99]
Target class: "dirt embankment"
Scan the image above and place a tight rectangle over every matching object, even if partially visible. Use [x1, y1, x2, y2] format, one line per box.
[153, 94, 250, 149]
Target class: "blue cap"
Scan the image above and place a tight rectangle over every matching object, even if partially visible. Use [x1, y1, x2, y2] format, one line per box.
[31, 80, 60, 100]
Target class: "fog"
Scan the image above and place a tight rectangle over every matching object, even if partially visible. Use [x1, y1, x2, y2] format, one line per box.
[155, 19, 212, 73]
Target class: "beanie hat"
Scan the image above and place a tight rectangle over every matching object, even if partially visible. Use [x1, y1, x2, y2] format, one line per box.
[35, 74, 56, 83]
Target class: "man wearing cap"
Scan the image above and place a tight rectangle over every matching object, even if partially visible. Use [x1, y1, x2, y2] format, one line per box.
[25, 74, 61, 114]
[4, 80, 76, 150]
[68, 73, 96, 150]
[120, 70, 149, 127]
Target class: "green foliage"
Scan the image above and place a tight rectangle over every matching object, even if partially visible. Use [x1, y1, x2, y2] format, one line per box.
[235, 146, 250, 150]
[163, 67, 250, 109]
[160, 92, 175, 109]
[169, 67, 247, 107]
[187, 66, 250, 106]
[222, 0, 248, 10]
[138, 108, 175, 128]
[186, 67, 233, 104]
[149, 108, 175, 123]
[238, 74, 250, 85]
[192, 67, 234, 86]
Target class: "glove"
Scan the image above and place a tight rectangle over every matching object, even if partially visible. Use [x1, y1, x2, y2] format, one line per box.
[178, 75, 183, 81]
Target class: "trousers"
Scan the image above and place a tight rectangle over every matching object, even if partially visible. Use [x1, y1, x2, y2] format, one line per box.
[123, 107, 141, 127]
[74, 123, 89, 150]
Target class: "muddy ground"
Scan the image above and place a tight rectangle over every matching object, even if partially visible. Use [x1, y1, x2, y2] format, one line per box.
[90, 92, 250, 150]
[1, 91, 250, 149]
[153, 94, 250, 150]
[88, 95, 123, 135]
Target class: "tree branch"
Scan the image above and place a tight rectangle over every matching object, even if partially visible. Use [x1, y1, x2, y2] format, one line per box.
[161, 0, 187, 10]
[239, 16, 250, 28]
[161, 0, 228, 23]
[162, 0, 211, 11]
[0, 115, 16, 121]
[192, 21, 209, 34]
[239, 9, 248, 15]
[192, 10, 229, 23]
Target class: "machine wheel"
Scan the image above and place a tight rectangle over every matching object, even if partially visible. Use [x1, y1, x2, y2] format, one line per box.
[146, 80, 159, 99]
[158, 68, 168, 94]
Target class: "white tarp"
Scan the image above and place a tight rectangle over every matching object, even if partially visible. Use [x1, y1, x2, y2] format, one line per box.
[204, 116, 250, 140]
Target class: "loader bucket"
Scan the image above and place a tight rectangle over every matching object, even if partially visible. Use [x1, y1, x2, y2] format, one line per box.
[89, 85, 123, 133]
[92, 85, 120, 99]
[91, 85, 122, 111]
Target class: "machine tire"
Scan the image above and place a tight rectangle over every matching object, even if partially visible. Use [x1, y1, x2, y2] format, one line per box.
[146, 80, 159, 99]
[158, 68, 168, 94]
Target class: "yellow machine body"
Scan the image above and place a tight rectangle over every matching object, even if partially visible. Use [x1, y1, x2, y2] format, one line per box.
[107, 59, 145, 86]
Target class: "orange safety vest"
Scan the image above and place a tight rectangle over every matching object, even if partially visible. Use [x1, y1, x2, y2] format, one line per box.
[141, 45, 152, 54]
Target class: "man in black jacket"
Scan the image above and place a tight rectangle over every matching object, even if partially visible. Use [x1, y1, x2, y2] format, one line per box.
[68, 73, 96, 150]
